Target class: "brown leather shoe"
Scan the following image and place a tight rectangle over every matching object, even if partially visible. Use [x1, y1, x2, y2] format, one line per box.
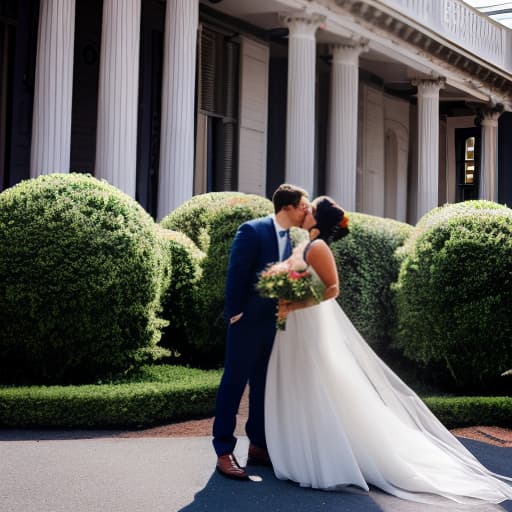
[247, 443, 272, 467]
[216, 454, 249, 480]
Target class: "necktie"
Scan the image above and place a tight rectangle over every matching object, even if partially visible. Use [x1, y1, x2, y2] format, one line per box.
[280, 230, 292, 260]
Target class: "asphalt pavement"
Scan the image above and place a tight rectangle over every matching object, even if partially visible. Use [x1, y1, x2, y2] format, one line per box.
[1, 432, 511, 512]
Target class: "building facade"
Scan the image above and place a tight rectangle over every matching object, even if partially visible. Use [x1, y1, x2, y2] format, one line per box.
[1, 0, 512, 223]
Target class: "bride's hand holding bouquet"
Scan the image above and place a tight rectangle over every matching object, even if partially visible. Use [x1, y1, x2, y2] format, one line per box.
[256, 244, 323, 330]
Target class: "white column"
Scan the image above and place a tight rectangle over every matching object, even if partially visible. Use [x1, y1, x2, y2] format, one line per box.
[327, 42, 367, 211]
[479, 110, 501, 201]
[30, 0, 76, 176]
[414, 78, 444, 219]
[281, 14, 324, 196]
[157, 0, 198, 220]
[95, 0, 141, 197]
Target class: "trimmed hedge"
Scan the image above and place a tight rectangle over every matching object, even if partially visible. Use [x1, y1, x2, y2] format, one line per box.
[0, 365, 509, 429]
[331, 212, 413, 351]
[0, 173, 169, 384]
[394, 201, 512, 392]
[161, 192, 273, 366]
[423, 396, 512, 430]
[0, 365, 221, 428]
[158, 228, 205, 361]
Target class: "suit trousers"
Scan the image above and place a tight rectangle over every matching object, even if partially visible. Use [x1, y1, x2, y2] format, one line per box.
[212, 305, 276, 456]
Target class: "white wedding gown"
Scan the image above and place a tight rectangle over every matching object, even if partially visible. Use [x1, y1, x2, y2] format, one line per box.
[265, 275, 512, 505]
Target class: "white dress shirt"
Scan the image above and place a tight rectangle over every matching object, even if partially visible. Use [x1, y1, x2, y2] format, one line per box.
[272, 215, 288, 261]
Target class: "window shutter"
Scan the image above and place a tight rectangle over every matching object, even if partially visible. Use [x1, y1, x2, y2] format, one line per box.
[199, 28, 216, 114]
[238, 37, 269, 196]
[222, 40, 239, 189]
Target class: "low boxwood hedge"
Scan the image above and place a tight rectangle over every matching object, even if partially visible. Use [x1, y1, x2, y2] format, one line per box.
[1, 365, 509, 430]
[0, 365, 221, 428]
[394, 201, 512, 392]
[423, 396, 512, 430]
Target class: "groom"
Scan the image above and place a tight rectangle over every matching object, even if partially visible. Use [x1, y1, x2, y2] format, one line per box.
[213, 183, 309, 480]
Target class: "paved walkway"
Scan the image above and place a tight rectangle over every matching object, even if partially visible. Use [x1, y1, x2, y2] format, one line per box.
[1, 431, 512, 512]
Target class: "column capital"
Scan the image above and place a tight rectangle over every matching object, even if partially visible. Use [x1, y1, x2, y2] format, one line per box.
[478, 104, 503, 128]
[330, 39, 369, 65]
[279, 13, 325, 39]
[412, 77, 446, 96]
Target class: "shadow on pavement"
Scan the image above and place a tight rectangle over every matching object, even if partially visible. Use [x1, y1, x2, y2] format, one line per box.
[179, 439, 512, 512]
[179, 469, 512, 512]
[0, 428, 126, 441]
[178, 467, 383, 512]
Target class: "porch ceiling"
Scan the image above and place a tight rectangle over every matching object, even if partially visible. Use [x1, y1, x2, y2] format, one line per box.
[200, 0, 507, 107]
[359, 52, 482, 104]
[199, 0, 299, 29]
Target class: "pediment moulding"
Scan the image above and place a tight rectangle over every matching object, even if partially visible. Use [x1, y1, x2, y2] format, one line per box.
[331, 0, 512, 100]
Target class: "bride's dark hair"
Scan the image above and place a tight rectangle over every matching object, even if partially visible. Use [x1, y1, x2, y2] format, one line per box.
[311, 196, 349, 244]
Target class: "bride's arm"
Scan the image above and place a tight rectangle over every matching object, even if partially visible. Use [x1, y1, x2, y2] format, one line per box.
[278, 240, 339, 317]
[307, 240, 339, 300]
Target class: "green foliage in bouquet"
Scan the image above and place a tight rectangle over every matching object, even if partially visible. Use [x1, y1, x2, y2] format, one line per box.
[330, 212, 413, 352]
[394, 201, 512, 392]
[158, 228, 206, 362]
[0, 173, 169, 384]
[256, 253, 324, 330]
[161, 192, 273, 366]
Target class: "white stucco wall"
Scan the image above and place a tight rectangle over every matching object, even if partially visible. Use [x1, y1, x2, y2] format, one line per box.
[357, 84, 385, 217]
[357, 85, 411, 222]
[384, 94, 410, 222]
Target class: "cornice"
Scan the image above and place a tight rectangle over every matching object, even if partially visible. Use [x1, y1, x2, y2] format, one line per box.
[332, 0, 512, 99]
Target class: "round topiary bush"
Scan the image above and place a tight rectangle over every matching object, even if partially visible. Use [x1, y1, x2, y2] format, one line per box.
[158, 228, 205, 362]
[0, 173, 169, 384]
[161, 192, 273, 366]
[331, 212, 413, 352]
[394, 201, 512, 392]
[398, 200, 508, 259]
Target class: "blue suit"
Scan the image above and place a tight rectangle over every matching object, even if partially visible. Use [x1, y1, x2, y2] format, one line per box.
[213, 215, 279, 456]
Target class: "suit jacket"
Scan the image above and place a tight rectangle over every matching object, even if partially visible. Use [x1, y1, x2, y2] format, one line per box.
[224, 215, 279, 323]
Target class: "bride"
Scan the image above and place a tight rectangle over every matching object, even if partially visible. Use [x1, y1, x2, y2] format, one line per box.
[264, 196, 512, 505]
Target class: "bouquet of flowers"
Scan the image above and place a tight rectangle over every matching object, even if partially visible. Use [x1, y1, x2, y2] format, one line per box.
[256, 247, 323, 330]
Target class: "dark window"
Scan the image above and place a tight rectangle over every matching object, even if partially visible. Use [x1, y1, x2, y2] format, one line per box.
[455, 127, 480, 202]
[198, 26, 239, 191]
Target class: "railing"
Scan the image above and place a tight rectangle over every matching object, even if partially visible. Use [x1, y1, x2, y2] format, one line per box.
[379, 0, 511, 73]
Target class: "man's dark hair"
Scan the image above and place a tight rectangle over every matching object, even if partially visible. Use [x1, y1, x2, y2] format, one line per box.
[272, 184, 308, 213]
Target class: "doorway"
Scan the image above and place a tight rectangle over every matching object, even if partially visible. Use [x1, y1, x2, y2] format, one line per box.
[455, 127, 480, 202]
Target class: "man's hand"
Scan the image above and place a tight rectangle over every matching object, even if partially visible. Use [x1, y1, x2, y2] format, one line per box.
[230, 312, 244, 324]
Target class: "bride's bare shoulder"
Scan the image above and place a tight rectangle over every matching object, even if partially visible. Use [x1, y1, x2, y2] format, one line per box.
[305, 239, 335, 266]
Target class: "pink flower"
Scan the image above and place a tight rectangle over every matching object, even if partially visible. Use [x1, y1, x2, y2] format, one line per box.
[289, 270, 309, 280]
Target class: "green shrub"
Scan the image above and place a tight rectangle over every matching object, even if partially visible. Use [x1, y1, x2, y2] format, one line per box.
[0, 365, 221, 428]
[161, 192, 273, 366]
[1, 365, 509, 429]
[0, 173, 169, 384]
[398, 200, 508, 258]
[394, 202, 512, 391]
[423, 396, 512, 429]
[331, 212, 413, 352]
[158, 228, 205, 361]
